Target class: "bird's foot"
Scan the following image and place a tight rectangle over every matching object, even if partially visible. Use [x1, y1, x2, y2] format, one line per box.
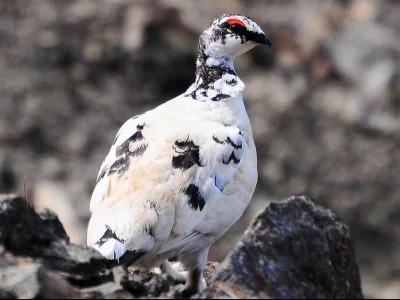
[174, 277, 207, 298]
[161, 261, 188, 283]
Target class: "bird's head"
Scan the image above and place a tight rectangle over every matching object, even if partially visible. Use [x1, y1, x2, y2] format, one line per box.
[199, 14, 271, 59]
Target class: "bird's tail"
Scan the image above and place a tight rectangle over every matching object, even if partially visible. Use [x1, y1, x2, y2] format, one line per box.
[90, 227, 147, 267]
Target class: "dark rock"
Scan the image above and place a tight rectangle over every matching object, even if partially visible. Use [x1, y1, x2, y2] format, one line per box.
[0, 194, 112, 298]
[0, 195, 108, 277]
[0, 194, 362, 299]
[0, 263, 41, 298]
[0, 289, 17, 299]
[37, 267, 103, 299]
[81, 281, 132, 299]
[202, 195, 364, 299]
[0, 194, 108, 278]
[0, 161, 16, 193]
[121, 268, 171, 298]
[36, 208, 71, 242]
[0, 194, 69, 256]
[0, 194, 218, 299]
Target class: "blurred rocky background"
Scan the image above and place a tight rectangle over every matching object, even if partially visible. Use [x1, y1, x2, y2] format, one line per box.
[0, 0, 398, 298]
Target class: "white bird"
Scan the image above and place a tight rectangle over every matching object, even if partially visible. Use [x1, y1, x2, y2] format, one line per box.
[87, 13, 271, 295]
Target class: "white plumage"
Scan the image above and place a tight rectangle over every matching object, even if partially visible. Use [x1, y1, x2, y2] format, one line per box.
[87, 13, 271, 295]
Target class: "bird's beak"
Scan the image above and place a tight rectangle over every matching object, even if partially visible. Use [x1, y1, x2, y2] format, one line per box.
[258, 34, 272, 47]
[247, 31, 272, 47]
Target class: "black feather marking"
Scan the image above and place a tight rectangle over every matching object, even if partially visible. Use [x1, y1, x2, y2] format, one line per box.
[97, 167, 108, 183]
[95, 227, 124, 247]
[116, 131, 144, 156]
[223, 151, 240, 164]
[212, 136, 224, 144]
[95, 228, 147, 267]
[98, 134, 148, 182]
[131, 144, 148, 157]
[143, 201, 155, 238]
[118, 250, 147, 266]
[226, 137, 242, 149]
[213, 135, 242, 149]
[113, 116, 139, 144]
[185, 184, 206, 211]
[172, 139, 203, 170]
[108, 155, 130, 175]
[146, 226, 154, 238]
[227, 78, 237, 85]
[211, 93, 230, 101]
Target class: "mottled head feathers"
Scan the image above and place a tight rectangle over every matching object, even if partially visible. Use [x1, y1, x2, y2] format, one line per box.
[186, 14, 270, 101]
[200, 14, 271, 58]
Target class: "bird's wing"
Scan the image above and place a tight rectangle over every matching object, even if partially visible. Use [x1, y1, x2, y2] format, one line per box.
[87, 112, 171, 257]
[154, 121, 252, 255]
[87, 101, 253, 260]
[91, 115, 147, 207]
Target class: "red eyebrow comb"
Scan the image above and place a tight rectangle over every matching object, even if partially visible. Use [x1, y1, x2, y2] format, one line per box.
[226, 18, 246, 28]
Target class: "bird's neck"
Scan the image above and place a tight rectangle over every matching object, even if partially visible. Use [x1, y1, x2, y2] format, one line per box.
[185, 47, 245, 101]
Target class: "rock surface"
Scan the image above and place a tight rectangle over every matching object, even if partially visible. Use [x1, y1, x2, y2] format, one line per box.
[202, 195, 363, 299]
[0, 194, 219, 299]
[0, 194, 363, 299]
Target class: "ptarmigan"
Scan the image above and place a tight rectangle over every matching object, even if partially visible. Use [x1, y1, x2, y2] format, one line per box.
[87, 13, 271, 295]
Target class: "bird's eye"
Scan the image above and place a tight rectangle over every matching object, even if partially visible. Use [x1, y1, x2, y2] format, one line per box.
[230, 23, 245, 35]
[225, 18, 246, 35]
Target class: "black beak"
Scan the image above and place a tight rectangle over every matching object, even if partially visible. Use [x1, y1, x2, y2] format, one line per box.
[245, 30, 272, 47]
[260, 35, 272, 47]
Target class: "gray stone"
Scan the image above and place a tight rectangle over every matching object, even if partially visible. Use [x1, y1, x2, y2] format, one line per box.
[202, 195, 364, 299]
[0, 264, 41, 299]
